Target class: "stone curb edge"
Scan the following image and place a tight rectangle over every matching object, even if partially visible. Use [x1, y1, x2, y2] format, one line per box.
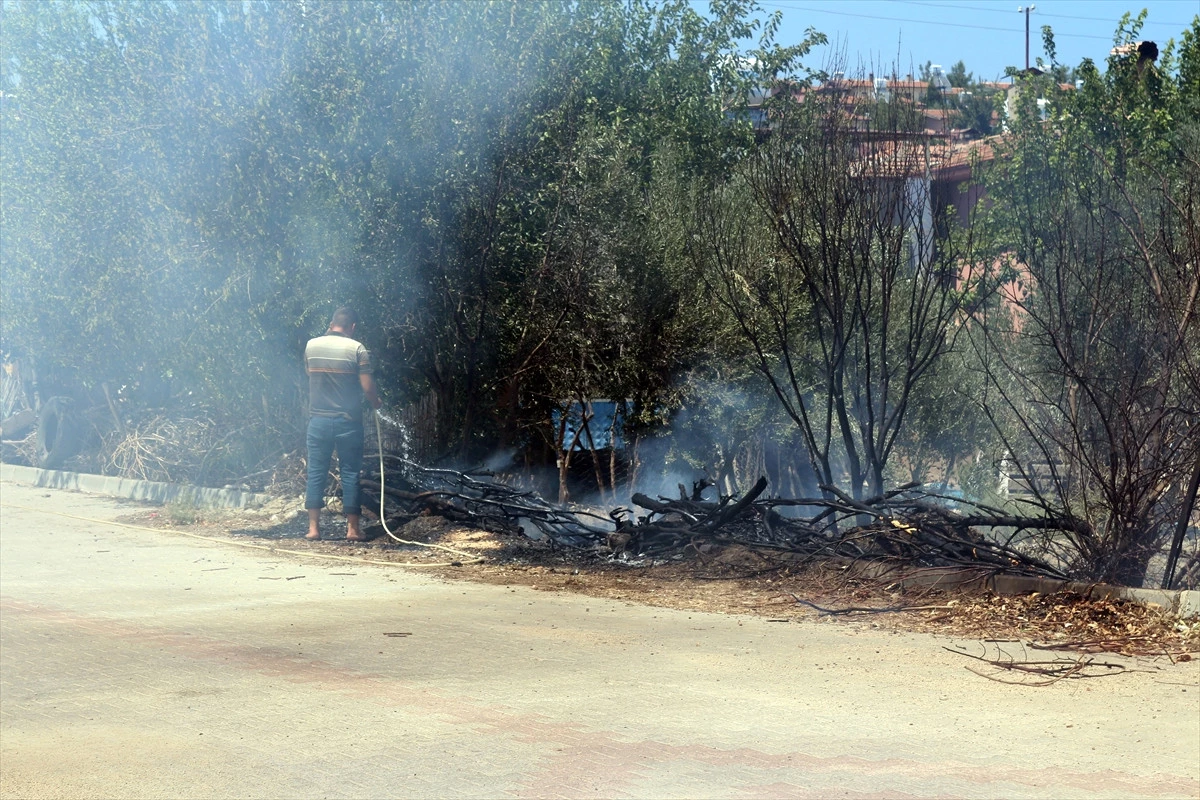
[847, 561, 1200, 619]
[1, 462, 273, 510]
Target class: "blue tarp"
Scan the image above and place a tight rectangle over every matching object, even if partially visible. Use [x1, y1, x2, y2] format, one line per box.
[551, 399, 629, 451]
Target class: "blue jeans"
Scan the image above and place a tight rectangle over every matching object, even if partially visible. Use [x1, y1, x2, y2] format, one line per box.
[305, 415, 365, 516]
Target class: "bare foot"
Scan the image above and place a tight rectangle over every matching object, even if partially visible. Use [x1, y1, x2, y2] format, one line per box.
[305, 530, 321, 540]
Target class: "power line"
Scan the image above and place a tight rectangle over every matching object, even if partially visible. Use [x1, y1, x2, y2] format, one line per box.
[897, 1, 1194, 27]
[759, 2, 1115, 39]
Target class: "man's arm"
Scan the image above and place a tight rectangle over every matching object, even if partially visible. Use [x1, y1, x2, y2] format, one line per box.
[360, 373, 382, 410]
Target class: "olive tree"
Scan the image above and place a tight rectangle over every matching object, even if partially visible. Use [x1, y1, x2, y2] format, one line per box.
[969, 15, 1200, 586]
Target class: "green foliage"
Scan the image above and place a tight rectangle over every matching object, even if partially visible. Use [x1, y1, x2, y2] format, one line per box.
[5, 0, 1194, 565]
[868, 98, 923, 133]
[952, 86, 998, 134]
[0, 0, 819, 463]
[946, 60, 972, 89]
[973, 14, 1200, 584]
[923, 79, 941, 108]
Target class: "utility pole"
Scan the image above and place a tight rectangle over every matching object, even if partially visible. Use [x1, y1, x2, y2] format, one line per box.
[1017, 5, 1036, 71]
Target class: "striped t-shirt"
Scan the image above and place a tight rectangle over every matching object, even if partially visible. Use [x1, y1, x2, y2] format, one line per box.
[305, 332, 373, 420]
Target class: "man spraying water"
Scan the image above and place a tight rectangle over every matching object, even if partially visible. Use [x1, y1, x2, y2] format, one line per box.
[304, 306, 382, 541]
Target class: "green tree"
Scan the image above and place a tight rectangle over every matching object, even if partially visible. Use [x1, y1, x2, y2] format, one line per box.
[1, 0, 822, 481]
[952, 86, 998, 134]
[946, 60, 972, 89]
[972, 13, 1200, 585]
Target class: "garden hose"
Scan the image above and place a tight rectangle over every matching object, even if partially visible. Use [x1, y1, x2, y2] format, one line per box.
[372, 409, 483, 563]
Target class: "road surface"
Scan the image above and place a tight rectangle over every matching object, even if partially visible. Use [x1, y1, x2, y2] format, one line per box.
[1, 480, 1197, 799]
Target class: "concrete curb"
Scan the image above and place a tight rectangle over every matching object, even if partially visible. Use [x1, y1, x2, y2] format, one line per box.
[847, 561, 1200, 619]
[0, 462, 273, 510]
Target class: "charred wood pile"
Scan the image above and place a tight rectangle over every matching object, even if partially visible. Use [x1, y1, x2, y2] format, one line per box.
[626, 480, 1071, 579]
[360, 455, 1088, 581]
[359, 456, 613, 543]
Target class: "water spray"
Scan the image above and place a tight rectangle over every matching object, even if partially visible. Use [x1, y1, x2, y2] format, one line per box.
[372, 409, 482, 563]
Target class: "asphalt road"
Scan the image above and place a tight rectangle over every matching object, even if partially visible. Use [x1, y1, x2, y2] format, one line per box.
[1, 480, 1197, 799]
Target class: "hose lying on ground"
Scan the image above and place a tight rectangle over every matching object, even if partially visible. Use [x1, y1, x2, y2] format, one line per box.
[372, 410, 484, 564]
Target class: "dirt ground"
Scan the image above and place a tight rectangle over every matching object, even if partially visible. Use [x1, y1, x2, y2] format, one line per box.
[122, 498, 1200, 665]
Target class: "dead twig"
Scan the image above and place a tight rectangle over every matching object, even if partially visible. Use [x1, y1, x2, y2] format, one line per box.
[787, 593, 951, 616]
[944, 645, 1129, 685]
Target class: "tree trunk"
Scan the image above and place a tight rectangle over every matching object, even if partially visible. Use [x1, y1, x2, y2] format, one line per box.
[1163, 451, 1200, 589]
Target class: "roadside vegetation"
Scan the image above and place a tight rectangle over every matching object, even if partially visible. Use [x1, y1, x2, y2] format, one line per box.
[1, 2, 1197, 589]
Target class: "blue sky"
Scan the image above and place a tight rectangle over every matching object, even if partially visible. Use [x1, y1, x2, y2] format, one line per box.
[755, 0, 1199, 81]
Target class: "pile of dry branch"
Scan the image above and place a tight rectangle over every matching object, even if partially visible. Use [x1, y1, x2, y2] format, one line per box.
[359, 457, 1106, 584]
